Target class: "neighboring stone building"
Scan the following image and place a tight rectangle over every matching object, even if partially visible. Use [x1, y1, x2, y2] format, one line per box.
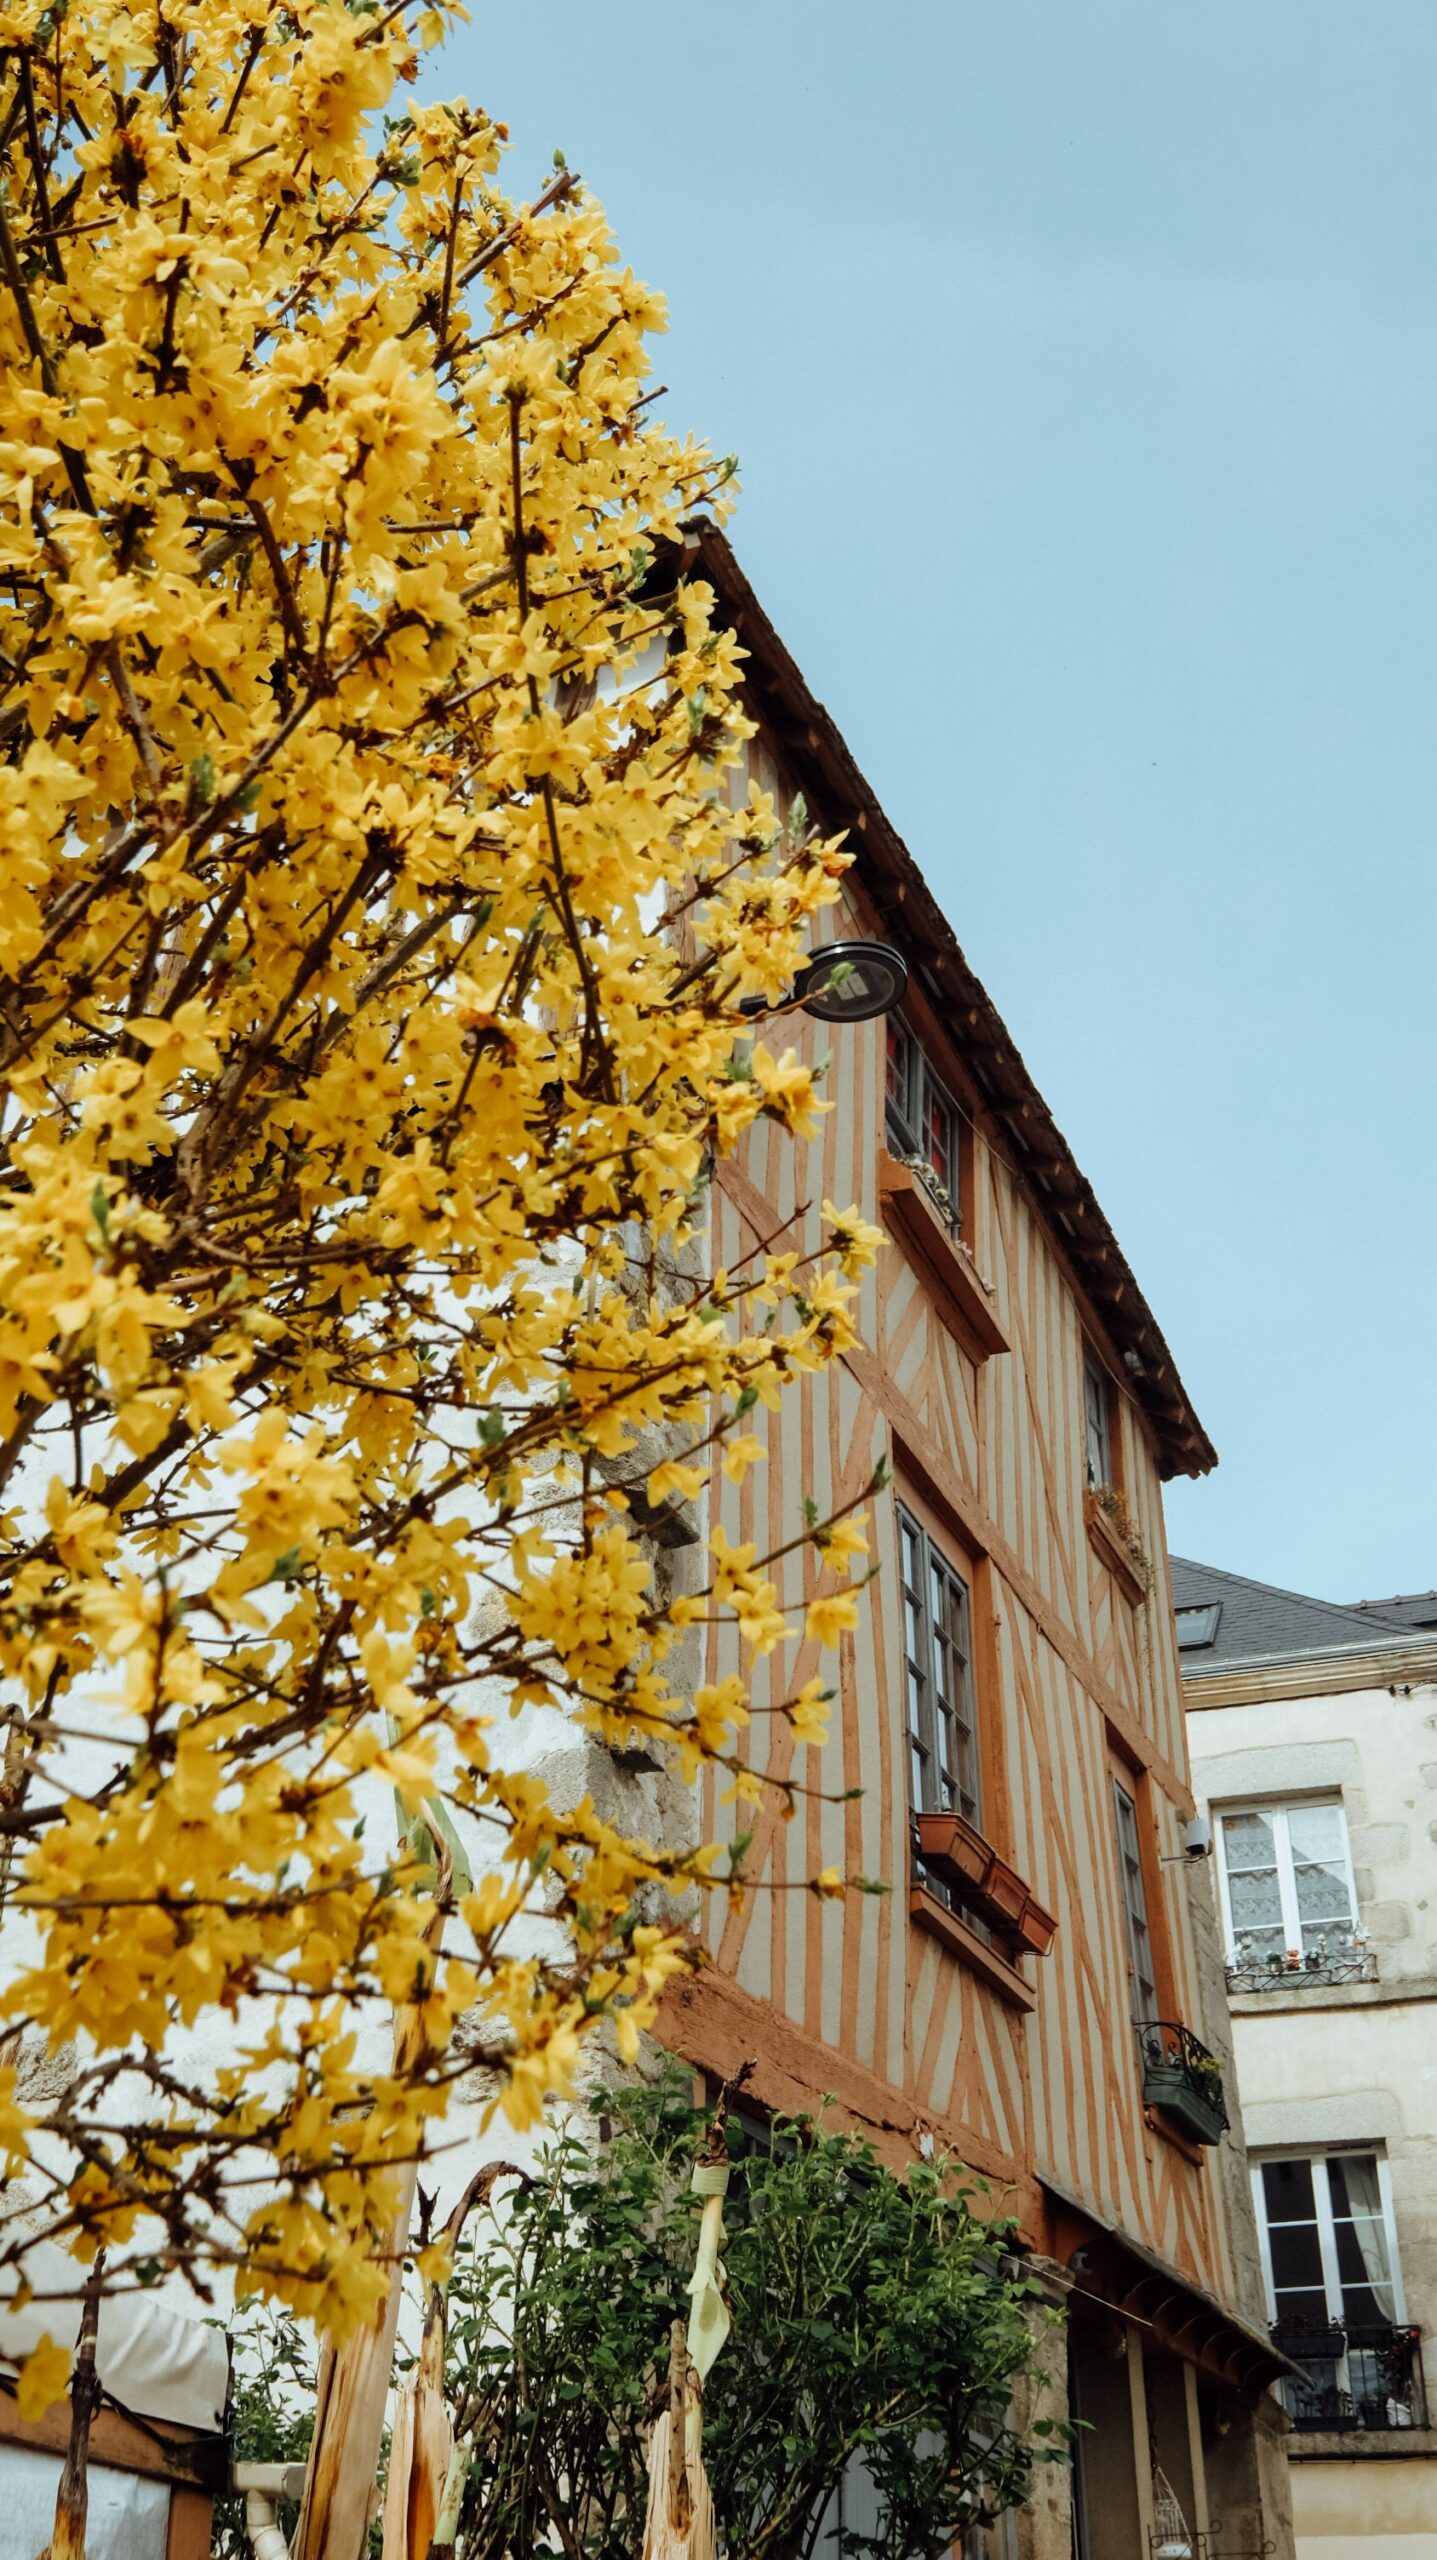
[1179, 1559, 1437, 2560]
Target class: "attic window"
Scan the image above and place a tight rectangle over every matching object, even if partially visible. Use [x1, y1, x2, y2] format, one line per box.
[1175, 1604, 1221, 1651]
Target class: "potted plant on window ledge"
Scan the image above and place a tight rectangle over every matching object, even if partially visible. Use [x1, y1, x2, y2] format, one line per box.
[1137, 2021, 1228, 2146]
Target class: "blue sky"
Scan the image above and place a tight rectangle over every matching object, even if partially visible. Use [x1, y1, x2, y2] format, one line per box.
[446, 4, 1437, 1604]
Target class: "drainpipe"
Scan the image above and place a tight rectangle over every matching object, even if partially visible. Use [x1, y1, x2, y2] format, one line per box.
[232, 2461, 309, 2560]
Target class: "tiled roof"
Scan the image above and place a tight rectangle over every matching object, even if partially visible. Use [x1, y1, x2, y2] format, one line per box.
[1170, 1557, 1417, 1668]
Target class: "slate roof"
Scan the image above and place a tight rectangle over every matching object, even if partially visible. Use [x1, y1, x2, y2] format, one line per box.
[1343, 1589, 1437, 1634]
[1170, 1557, 1419, 1669]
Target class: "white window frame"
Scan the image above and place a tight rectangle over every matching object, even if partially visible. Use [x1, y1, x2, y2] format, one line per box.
[1252, 2147, 1407, 2336]
[1214, 1796, 1359, 1964]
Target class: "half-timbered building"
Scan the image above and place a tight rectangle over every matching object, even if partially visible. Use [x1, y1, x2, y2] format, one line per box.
[657, 526, 1297, 2560]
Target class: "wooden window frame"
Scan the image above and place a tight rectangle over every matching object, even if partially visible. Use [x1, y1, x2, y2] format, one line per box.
[1083, 1348, 1116, 1493]
[1112, 1773, 1159, 2026]
[886, 1019, 959, 1220]
[899, 1501, 981, 1827]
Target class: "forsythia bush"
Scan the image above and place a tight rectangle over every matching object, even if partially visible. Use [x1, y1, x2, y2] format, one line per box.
[0, 0, 880, 2375]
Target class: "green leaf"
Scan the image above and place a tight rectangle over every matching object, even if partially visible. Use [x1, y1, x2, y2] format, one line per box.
[90, 1183, 110, 1242]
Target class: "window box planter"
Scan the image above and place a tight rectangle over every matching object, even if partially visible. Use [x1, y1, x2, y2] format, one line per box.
[983, 1862, 1031, 1926]
[1141, 2066, 1226, 2148]
[1019, 1898, 1058, 1958]
[1136, 2020, 1229, 2146]
[1083, 1488, 1149, 1607]
[909, 1888, 1037, 2011]
[915, 1809, 992, 1888]
[877, 1151, 1010, 1361]
[913, 1814, 1057, 1959]
[1272, 2319, 1347, 2364]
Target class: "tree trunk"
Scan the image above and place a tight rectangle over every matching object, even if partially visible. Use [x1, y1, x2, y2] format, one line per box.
[291, 2159, 421, 2560]
[293, 1846, 453, 2560]
[46, 2257, 104, 2560]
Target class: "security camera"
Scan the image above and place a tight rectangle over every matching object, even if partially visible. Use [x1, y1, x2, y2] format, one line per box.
[1162, 1813, 1212, 1865]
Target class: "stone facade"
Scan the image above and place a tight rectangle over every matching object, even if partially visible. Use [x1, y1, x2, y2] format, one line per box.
[1185, 1604, 1437, 2560]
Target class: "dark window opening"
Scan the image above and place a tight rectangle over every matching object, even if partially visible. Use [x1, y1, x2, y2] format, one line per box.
[1113, 1778, 1158, 2026]
[1083, 1353, 1113, 1491]
[900, 1505, 981, 1829]
[886, 1020, 958, 1213]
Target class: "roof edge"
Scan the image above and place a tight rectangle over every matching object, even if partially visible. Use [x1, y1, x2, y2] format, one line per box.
[668, 523, 1216, 1480]
[1183, 1630, 1437, 1711]
[1183, 1625, 1437, 1678]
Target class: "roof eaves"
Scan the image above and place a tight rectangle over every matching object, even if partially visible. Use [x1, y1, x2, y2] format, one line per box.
[1182, 1626, 1437, 1679]
[668, 523, 1216, 1482]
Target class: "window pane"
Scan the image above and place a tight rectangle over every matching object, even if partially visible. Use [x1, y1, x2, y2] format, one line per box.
[1083, 1360, 1110, 1488]
[1327, 2154, 1382, 2220]
[1269, 2220, 1325, 2294]
[1293, 1852, 1352, 1921]
[1228, 1863, 1284, 1932]
[1263, 2157, 1318, 2223]
[1293, 1864, 1354, 1945]
[1222, 1810, 1278, 1870]
[902, 1511, 980, 1824]
[886, 1021, 910, 1116]
[1332, 2222, 1395, 2325]
[1287, 1803, 1345, 1862]
[1346, 2345, 1390, 2411]
[1273, 2289, 1333, 2330]
[1113, 1782, 1156, 2019]
[926, 1086, 953, 1192]
[1327, 2155, 1395, 2324]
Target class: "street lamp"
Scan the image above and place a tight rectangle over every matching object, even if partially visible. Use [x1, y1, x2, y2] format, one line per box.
[741, 939, 908, 1026]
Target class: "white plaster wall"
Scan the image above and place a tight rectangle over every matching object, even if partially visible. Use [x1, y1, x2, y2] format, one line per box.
[1188, 1678, 1437, 2450]
[1188, 1682, 1437, 1994]
[1291, 2457, 1437, 2557]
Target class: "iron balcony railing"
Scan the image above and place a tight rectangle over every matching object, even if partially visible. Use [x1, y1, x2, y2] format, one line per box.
[1226, 1931, 1377, 1994]
[1135, 2019, 1229, 2145]
[1270, 2316, 1428, 2431]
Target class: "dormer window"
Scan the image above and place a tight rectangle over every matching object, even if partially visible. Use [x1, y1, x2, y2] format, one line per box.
[885, 1020, 957, 1210]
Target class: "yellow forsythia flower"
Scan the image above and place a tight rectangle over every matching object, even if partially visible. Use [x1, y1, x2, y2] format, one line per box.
[16, 2335, 72, 2422]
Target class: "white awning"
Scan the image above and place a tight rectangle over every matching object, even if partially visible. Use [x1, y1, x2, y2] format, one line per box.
[0, 2246, 228, 2433]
